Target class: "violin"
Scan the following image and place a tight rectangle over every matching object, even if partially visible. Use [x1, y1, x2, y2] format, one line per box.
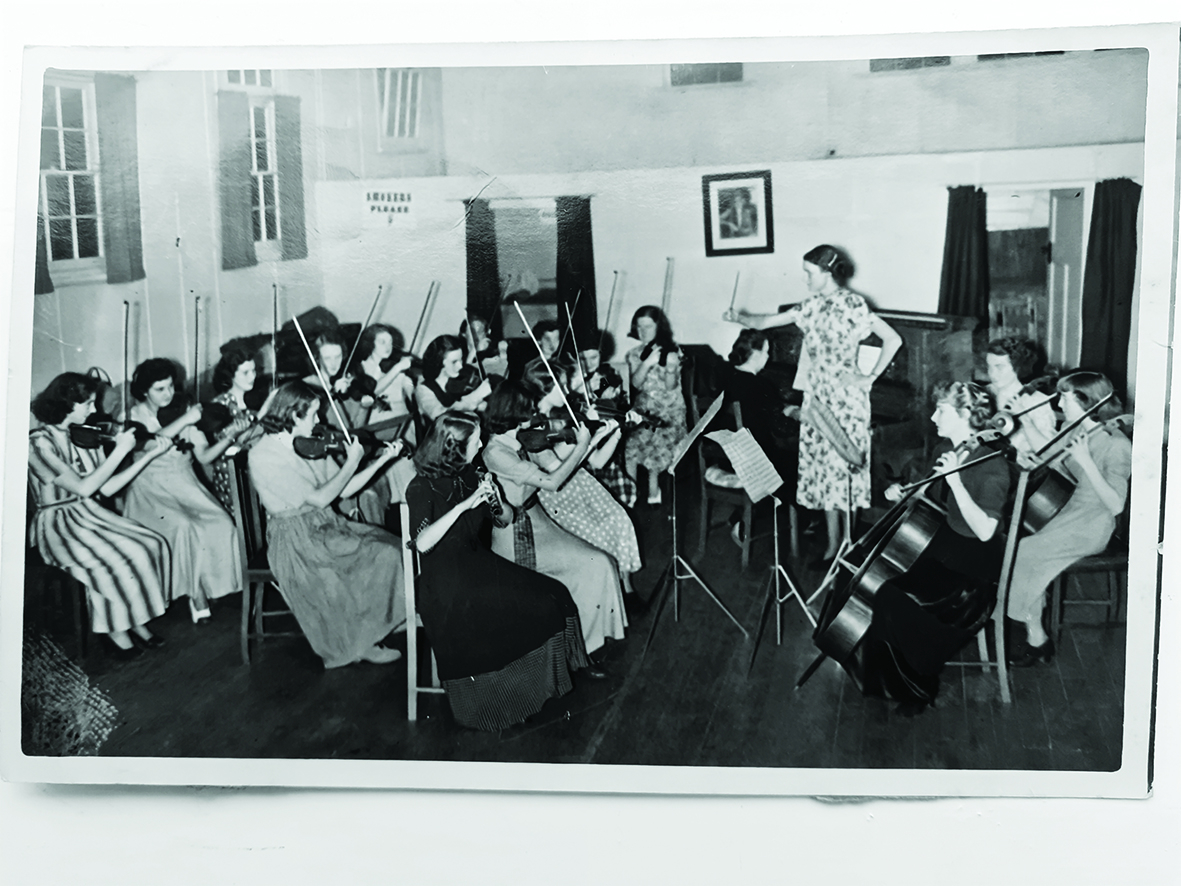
[196, 401, 261, 447]
[293, 423, 387, 461]
[444, 363, 485, 399]
[69, 420, 191, 454]
[1021, 413, 1132, 534]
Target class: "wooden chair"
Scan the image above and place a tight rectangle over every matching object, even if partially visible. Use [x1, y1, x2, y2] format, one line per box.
[26, 482, 88, 660]
[229, 451, 301, 665]
[1048, 507, 1129, 643]
[398, 502, 444, 720]
[694, 397, 799, 570]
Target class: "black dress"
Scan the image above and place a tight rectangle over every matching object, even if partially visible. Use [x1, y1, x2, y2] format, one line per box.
[722, 368, 801, 499]
[405, 465, 591, 730]
[844, 445, 1010, 705]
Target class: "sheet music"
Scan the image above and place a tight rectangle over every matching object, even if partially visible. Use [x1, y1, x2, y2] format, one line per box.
[704, 428, 783, 503]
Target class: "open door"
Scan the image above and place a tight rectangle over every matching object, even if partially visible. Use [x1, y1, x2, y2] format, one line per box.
[1047, 188, 1086, 368]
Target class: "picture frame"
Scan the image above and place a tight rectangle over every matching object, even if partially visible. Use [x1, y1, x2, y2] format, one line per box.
[701, 170, 773, 256]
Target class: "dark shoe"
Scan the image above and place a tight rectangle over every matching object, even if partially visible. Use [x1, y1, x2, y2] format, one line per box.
[129, 632, 165, 650]
[581, 665, 609, 680]
[1010, 639, 1055, 667]
[104, 637, 145, 661]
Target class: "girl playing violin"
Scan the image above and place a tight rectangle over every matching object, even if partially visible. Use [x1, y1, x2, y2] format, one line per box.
[248, 381, 408, 668]
[460, 314, 509, 379]
[985, 337, 1057, 452]
[1005, 371, 1132, 666]
[28, 372, 172, 659]
[854, 381, 1010, 714]
[406, 411, 602, 730]
[484, 381, 629, 655]
[303, 330, 369, 431]
[623, 306, 687, 506]
[414, 334, 493, 422]
[123, 358, 244, 623]
[355, 323, 416, 434]
[207, 345, 263, 512]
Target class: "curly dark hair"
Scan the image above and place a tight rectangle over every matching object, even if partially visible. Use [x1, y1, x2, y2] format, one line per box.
[1058, 371, 1123, 421]
[987, 337, 1043, 384]
[802, 244, 855, 287]
[585, 329, 616, 363]
[259, 380, 321, 434]
[485, 380, 538, 434]
[356, 323, 405, 363]
[31, 372, 100, 425]
[422, 335, 465, 382]
[933, 380, 996, 431]
[212, 346, 256, 394]
[130, 358, 181, 402]
[728, 329, 769, 366]
[413, 411, 481, 478]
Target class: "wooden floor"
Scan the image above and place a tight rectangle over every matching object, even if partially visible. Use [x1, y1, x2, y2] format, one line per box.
[25, 476, 1125, 770]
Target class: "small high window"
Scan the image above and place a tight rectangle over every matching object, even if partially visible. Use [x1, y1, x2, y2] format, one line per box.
[377, 68, 422, 139]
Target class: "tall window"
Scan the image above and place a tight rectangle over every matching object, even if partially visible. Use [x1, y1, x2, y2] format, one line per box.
[40, 83, 102, 264]
[377, 68, 422, 139]
[250, 103, 280, 244]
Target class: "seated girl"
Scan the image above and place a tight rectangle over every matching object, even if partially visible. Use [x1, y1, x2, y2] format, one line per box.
[354, 323, 417, 439]
[406, 411, 602, 730]
[1005, 371, 1132, 665]
[845, 381, 1010, 715]
[484, 381, 628, 654]
[123, 358, 243, 622]
[249, 381, 408, 668]
[206, 345, 263, 512]
[414, 334, 492, 423]
[460, 315, 509, 379]
[28, 373, 173, 659]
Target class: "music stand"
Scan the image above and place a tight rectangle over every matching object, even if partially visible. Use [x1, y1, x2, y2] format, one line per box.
[644, 393, 750, 654]
[748, 493, 811, 673]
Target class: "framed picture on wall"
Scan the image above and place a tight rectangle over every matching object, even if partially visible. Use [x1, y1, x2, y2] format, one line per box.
[702, 170, 774, 256]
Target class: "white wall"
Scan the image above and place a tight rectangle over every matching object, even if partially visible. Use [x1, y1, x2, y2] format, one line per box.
[316, 143, 1144, 365]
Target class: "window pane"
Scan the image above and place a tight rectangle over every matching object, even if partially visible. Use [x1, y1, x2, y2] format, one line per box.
[406, 72, 419, 137]
[59, 88, 84, 129]
[252, 208, 261, 241]
[245, 70, 257, 85]
[377, 69, 386, 111]
[42, 86, 57, 126]
[397, 71, 411, 137]
[41, 128, 60, 170]
[76, 217, 99, 258]
[264, 207, 276, 241]
[251, 176, 260, 210]
[46, 175, 71, 217]
[262, 174, 275, 210]
[260, 70, 272, 87]
[228, 70, 241, 83]
[253, 108, 268, 170]
[63, 130, 87, 171]
[74, 174, 97, 216]
[50, 218, 74, 260]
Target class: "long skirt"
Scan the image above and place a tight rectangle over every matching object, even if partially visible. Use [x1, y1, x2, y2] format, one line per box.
[267, 506, 406, 668]
[33, 499, 170, 634]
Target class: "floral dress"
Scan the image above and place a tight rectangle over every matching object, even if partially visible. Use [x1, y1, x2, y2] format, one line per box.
[783, 289, 873, 511]
[208, 391, 256, 513]
[623, 346, 687, 478]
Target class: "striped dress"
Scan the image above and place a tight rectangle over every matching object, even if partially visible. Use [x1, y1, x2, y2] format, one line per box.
[28, 426, 170, 634]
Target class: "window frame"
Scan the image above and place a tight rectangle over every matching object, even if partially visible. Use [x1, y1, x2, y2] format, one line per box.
[39, 73, 106, 285]
[248, 99, 282, 260]
[376, 68, 424, 148]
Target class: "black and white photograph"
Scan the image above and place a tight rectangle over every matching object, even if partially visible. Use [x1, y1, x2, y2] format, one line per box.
[1, 7, 1180, 884]
[703, 170, 773, 255]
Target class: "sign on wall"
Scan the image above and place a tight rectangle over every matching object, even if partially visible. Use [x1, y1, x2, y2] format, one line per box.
[364, 189, 416, 227]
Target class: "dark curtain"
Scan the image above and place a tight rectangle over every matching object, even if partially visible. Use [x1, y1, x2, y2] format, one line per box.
[556, 196, 598, 348]
[34, 216, 54, 294]
[94, 73, 145, 284]
[274, 95, 307, 261]
[937, 185, 990, 321]
[465, 198, 501, 331]
[218, 90, 256, 270]
[1080, 177, 1141, 395]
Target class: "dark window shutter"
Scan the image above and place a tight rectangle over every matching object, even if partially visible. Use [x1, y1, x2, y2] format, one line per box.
[274, 95, 307, 261]
[94, 73, 145, 284]
[218, 90, 257, 270]
[34, 215, 54, 294]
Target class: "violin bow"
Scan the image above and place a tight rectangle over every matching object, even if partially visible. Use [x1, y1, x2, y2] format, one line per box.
[598, 270, 619, 356]
[514, 301, 581, 429]
[409, 281, 439, 356]
[343, 283, 384, 378]
[563, 302, 592, 409]
[1029, 392, 1114, 465]
[270, 283, 279, 394]
[462, 309, 487, 382]
[121, 300, 130, 423]
[557, 287, 583, 356]
[292, 315, 354, 445]
[660, 256, 674, 317]
[728, 271, 740, 315]
[193, 294, 202, 403]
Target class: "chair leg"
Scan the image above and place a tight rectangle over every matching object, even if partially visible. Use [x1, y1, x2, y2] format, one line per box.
[1049, 576, 1063, 645]
[696, 497, 709, 560]
[740, 501, 751, 571]
[255, 581, 266, 649]
[788, 504, 800, 561]
[240, 580, 252, 665]
[71, 577, 87, 661]
[407, 623, 418, 721]
[977, 627, 990, 672]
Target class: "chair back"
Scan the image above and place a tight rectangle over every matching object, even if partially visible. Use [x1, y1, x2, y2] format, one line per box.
[231, 450, 267, 563]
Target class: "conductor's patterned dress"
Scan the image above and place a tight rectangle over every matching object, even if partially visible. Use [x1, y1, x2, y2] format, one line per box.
[781, 288, 873, 512]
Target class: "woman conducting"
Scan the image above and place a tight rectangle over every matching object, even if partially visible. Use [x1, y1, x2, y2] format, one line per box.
[248, 381, 408, 668]
[406, 412, 601, 730]
[726, 244, 902, 567]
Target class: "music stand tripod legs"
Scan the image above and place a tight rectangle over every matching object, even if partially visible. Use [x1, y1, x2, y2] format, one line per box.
[749, 494, 811, 672]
